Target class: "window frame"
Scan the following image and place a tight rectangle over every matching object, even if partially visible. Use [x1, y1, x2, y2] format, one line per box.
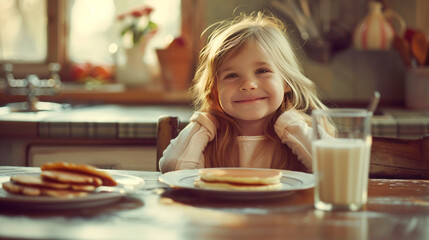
[0, 0, 66, 79]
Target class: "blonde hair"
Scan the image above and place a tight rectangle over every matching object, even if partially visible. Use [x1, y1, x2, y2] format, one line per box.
[191, 12, 329, 170]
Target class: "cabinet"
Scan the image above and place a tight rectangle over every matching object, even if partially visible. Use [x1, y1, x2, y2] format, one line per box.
[0, 138, 157, 171]
[29, 145, 157, 171]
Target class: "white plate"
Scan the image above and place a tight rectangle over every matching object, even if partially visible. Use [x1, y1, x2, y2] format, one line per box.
[158, 168, 314, 200]
[0, 170, 144, 210]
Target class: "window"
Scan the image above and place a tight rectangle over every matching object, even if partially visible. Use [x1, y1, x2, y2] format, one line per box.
[68, 0, 181, 67]
[0, 0, 47, 62]
[0, 0, 201, 83]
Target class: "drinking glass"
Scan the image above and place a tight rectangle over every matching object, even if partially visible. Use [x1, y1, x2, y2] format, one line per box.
[312, 109, 372, 211]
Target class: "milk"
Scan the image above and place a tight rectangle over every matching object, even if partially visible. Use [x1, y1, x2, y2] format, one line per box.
[312, 139, 371, 210]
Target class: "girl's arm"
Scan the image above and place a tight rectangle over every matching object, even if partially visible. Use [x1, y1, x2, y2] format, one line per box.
[273, 109, 314, 171]
[159, 112, 218, 173]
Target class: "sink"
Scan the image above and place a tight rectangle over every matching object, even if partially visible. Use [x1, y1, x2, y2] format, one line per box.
[2, 102, 71, 113]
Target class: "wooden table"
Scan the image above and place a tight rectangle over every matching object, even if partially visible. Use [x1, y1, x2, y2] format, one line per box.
[0, 167, 428, 240]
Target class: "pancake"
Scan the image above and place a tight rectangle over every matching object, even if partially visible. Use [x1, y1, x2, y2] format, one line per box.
[10, 174, 96, 192]
[2, 181, 88, 198]
[2, 162, 116, 198]
[11, 175, 70, 189]
[41, 170, 103, 186]
[195, 168, 283, 191]
[41, 162, 117, 186]
[198, 168, 282, 185]
[70, 184, 96, 192]
[2, 181, 41, 196]
[194, 178, 282, 191]
[42, 188, 88, 198]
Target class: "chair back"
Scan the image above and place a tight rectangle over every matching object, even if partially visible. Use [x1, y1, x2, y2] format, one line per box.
[156, 116, 180, 171]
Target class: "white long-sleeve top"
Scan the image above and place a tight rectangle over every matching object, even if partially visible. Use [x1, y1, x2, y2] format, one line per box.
[159, 109, 318, 173]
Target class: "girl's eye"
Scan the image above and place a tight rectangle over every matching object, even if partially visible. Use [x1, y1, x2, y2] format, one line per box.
[256, 69, 269, 74]
[224, 73, 238, 79]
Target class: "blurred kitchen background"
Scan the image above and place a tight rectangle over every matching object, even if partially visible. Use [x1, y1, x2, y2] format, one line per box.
[0, 0, 428, 170]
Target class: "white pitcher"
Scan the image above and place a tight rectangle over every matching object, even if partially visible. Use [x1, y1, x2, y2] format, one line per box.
[353, 1, 405, 50]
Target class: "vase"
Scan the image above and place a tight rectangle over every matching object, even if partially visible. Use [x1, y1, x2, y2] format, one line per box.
[116, 44, 151, 87]
[353, 2, 396, 50]
[156, 47, 192, 91]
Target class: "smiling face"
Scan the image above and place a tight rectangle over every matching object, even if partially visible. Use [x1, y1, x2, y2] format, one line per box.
[217, 39, 287, 135]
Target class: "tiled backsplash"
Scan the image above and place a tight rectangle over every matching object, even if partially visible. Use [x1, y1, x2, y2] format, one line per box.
[303, 49, 406, 103]
[372, 109, 429, 138]
[31, 106, 428, 139]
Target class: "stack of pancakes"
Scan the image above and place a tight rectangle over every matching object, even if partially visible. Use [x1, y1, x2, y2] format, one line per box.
[194, 168, 283, 191]
[2, 162, 117, 198]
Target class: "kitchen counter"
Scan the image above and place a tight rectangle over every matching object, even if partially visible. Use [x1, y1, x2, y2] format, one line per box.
[0, 104, 194, 139]
[1, 105, 428, 139]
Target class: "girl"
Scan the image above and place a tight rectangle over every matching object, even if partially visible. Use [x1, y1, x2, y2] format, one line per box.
[159, 12, 332, 173]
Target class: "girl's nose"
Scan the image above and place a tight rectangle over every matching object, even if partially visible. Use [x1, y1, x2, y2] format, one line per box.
[239, 76, 257, 91]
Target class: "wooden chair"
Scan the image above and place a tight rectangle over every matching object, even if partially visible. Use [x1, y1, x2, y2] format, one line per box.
[156, 116, 429, 178]
[156, 116, 180, 171]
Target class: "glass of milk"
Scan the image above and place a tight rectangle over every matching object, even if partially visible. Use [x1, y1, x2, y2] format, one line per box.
[312, 109, 372, 211]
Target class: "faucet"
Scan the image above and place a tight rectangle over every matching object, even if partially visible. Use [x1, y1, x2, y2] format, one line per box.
[1, 63, 65, 111]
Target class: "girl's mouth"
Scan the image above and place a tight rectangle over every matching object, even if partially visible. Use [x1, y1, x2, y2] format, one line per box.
[233, 97, 267, 103]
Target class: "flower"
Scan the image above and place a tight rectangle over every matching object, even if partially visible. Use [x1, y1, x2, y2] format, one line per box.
[117, 5, 157, 48]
